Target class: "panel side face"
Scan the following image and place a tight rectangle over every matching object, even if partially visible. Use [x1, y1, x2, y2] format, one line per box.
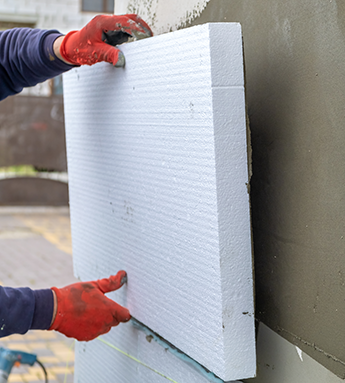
[208, 23, 255, 378]
[214, 86, 255, 378]
[64, 23, 254, 381]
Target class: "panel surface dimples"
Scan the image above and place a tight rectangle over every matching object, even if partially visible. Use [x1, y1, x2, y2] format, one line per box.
[64, 23, 255, 382]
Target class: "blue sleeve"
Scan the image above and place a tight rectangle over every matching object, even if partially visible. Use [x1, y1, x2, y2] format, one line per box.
[0, 28, 75, 101]
[0, 286, 54, 337]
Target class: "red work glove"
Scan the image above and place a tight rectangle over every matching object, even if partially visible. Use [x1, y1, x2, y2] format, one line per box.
[49, 271, 131, 341]
[60, 14, 153, 66]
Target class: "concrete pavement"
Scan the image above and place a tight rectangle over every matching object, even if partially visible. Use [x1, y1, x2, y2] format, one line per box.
[0, 207, 77, 383]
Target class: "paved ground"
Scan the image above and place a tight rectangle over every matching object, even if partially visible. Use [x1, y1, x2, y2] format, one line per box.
[0, 207, 77, 383]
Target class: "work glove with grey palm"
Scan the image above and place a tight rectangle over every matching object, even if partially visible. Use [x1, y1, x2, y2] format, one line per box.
[49, 271, 131, 341]
[59, 14, 153, 66]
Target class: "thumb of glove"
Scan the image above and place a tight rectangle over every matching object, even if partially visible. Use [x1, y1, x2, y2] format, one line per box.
[96, 271, 128, 293]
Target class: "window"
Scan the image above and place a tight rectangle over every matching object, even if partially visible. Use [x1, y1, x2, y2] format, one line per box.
[82, 0, 114, 13]
[0, 21, 35, 31]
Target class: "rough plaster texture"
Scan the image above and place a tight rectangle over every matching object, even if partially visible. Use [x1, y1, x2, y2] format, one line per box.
[115, 0, 211, 34]
[63, 23, 255, 381]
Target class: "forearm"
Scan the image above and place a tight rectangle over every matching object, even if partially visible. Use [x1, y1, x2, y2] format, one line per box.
[0, 273, 129, 340]
[0, 16, 152, 101]
[0, 286, 54, 337]
[0, 28, 74, 101]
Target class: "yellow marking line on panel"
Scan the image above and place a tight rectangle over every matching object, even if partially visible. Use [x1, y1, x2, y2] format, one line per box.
[98, 337, 179, 383]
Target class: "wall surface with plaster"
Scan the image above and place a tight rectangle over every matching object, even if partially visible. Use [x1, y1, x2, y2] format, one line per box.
[115, 0, 211, 34]
[64, 23, 255, 382]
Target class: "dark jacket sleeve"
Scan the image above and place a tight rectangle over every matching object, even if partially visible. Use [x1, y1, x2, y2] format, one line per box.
[0, 28, 74, 101]
[0, 286, 54, 337]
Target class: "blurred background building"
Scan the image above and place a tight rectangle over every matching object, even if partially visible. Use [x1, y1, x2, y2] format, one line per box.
[0, 0, 114, 206]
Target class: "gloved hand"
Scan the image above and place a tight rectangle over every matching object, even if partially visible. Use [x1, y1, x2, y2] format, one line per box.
[59, 14, 153, 66]
[49, 271, 131, 341]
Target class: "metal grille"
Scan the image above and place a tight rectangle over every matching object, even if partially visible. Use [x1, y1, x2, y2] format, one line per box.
[81, 0, 114, 13]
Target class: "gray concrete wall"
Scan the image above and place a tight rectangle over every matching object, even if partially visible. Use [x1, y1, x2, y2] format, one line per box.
[117, 0, 345, 378]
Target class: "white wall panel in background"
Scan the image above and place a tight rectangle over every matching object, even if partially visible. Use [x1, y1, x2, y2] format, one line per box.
[64, 23, 255, 382]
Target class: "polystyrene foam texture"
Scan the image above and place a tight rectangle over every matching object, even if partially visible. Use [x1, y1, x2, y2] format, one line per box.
[74, 327, 242, 383]
[63, 23, 255, 381]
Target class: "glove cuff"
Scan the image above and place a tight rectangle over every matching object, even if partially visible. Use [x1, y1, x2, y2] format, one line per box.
[59, 30, 78, 65]
[31, 289, 55, 330]
[48, 286, 63, 331]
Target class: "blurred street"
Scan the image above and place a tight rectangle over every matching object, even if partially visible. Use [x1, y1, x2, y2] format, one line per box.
[0, 207, 77, 383]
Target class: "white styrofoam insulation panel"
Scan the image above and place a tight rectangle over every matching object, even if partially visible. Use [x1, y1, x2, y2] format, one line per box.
[63, 23, 255, 382]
